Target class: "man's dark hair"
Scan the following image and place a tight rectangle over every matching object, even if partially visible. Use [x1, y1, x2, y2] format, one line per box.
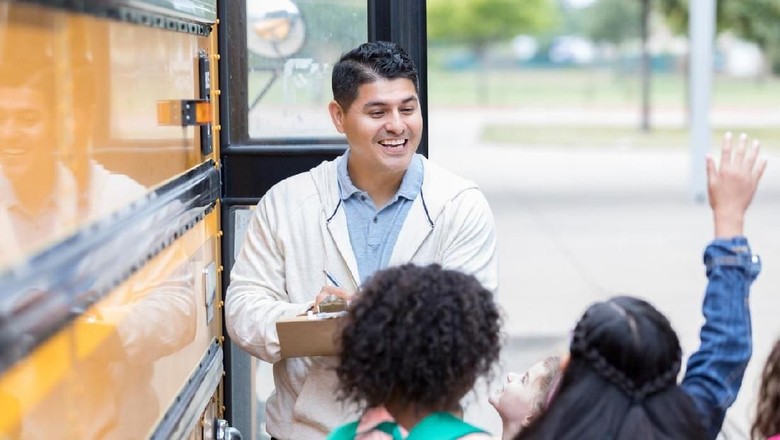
[331, 41, 419, 111]
[517, 296, 707, 440]
[336, 263, 501, 413]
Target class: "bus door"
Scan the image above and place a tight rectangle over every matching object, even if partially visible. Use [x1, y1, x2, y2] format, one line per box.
[218, 1, 428, 438]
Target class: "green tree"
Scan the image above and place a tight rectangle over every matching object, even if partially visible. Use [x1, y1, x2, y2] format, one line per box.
[657, 0, 780, 74]
[583, 0, 640, 45]
[427, 0, 555, 103]
[582, 0, 652, 131]
[655, 0, 728, 34]
[722, 1, 780, 74]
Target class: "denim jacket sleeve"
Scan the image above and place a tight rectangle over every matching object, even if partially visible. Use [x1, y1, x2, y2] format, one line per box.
[681, 237, 760, 439]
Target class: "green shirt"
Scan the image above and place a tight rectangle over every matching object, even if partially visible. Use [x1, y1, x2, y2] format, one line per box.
[327, 411, 487, 440]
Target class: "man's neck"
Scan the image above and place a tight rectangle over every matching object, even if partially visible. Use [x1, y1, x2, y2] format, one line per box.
[9, 169, 57, 215]
[348, 165, 405, 208]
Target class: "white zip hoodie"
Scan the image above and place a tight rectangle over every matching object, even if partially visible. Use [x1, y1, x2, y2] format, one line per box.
[226, 154, 497, 439]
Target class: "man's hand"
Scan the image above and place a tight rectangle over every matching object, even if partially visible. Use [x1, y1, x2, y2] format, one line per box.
[313, 285, 354, 307]
[706, 132, 767, 239]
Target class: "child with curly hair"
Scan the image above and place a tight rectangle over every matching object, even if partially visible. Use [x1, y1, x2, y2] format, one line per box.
[328, 263, 502, 440]
[752, 339, 780, 440]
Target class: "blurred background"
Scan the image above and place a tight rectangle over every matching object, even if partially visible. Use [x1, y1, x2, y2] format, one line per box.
[245, 1, 780, 438]
[423, 0, 780, 438]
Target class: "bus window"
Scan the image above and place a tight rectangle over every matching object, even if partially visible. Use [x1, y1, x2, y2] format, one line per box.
[246, 0, 367, 139]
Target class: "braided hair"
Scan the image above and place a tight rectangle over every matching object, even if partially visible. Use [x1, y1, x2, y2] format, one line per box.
[516, 296, 707, 440]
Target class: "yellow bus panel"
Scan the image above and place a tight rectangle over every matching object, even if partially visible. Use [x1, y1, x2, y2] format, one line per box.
[0, 210, 221, 439]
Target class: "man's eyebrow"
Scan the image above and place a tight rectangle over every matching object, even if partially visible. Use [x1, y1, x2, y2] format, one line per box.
[362, 95, 418, 110]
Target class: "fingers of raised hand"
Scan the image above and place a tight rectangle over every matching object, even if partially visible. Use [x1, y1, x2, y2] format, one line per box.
[732, 132, 749, 165]
[754, 155, 768, 181]
[719, 133, 762, 177]
[720, 131, 733, 166]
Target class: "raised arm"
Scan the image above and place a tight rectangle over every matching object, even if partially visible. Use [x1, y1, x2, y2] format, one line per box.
[681, 132, 767, 439]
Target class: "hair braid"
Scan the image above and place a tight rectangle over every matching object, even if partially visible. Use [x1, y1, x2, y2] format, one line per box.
[570, 311, 679, 402]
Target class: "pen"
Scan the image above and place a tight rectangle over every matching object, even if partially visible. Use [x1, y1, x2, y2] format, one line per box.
[323, 269, 341, 287]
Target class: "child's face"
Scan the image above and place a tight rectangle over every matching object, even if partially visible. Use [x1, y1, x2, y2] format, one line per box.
[489, 360, 549, 426]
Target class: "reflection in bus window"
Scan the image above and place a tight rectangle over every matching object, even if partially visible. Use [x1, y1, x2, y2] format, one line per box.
[0, 64, 74, 265]
[247, 0, 367, 139]
[0, 60, 146, 268]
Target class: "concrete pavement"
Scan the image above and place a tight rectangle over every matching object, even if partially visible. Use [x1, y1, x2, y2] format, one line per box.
[428, 107, 780, 438]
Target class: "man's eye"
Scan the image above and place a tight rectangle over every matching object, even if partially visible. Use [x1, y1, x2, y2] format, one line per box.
[369, 112, 384, 118]
[400, 108, 415, 114]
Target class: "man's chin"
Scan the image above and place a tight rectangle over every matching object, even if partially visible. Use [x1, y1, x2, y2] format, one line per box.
[1, 159, 36, 180]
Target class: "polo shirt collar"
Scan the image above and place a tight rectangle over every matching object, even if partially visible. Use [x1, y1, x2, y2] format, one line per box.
[336, 150, 423, 202]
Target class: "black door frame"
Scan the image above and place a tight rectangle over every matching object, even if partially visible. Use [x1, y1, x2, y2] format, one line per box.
[217, 0, 428, 434]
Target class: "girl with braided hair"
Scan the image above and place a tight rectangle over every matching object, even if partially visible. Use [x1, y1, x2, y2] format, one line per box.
[515, 133, 766, 440]
[752, 339, 780, 440]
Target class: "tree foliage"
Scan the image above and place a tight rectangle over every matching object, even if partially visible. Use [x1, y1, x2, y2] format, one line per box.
[582, 0, 640, 45]
[655, 0, 728, 34]
[656, 0, 780, 73]
[427, 0, 555, 47]
[721, 0, 780, 73]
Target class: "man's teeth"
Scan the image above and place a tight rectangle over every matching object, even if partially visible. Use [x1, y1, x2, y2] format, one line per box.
[380, 139, 405, 147]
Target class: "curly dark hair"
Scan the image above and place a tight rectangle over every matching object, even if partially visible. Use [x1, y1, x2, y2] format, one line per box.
[336, 263, 502, 413]
[752, 339, 780, 439]
[331, 40, 419, 111]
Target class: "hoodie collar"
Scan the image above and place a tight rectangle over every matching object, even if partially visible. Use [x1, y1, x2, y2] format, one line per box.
[336, 149, 423, 204]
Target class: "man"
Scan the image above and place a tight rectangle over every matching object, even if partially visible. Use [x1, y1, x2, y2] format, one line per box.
[225, 41, 497, 439]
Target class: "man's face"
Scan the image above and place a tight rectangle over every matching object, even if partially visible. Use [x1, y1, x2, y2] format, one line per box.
[0, 86, 52, 179]
[329, 78, 422, 180]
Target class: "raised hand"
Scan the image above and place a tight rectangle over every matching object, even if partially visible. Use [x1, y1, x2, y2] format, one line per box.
[706, 132, 768, 238]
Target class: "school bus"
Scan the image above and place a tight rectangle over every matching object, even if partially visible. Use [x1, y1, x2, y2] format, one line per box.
[0, 0, 426, 438]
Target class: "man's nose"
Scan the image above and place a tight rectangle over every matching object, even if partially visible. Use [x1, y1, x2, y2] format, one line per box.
[384, 110, 404, 134]
[0, 118, 16, 140]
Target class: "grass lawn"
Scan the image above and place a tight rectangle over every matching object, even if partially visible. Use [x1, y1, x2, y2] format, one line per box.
[428, 67, 780, 109]
[428, 66, 780, 150]
[482, 124, 780, 150]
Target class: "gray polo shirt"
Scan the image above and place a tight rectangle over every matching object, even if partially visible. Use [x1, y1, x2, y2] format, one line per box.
[336, 150, 424, 284]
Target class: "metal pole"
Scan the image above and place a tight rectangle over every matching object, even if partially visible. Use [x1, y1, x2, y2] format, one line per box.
[689, 0, 716, 202]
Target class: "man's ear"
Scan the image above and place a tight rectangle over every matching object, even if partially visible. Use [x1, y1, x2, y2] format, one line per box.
[328, 100, 345, 134]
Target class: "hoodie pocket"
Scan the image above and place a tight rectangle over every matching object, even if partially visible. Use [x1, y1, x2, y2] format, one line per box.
[291, 361, 357, 437]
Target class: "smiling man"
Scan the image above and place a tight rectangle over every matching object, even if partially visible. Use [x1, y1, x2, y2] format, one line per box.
[226, 41, 497, 439]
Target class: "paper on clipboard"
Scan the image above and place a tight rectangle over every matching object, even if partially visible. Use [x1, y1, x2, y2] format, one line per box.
[276, 311, 348, 358]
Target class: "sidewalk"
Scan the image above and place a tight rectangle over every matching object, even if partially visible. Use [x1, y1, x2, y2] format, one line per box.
[429, 108, 780, 437]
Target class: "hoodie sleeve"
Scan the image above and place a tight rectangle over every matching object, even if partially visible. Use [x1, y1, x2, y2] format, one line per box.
[438, 188, 498, 294]
[225, 193, 312, 363]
